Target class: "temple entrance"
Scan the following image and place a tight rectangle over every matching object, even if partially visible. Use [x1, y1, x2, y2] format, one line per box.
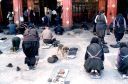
[117, 0, 128, 18]
[22, 0, 57, 25]
[1, 0, 13, 25]
[72, 0, 98, 24]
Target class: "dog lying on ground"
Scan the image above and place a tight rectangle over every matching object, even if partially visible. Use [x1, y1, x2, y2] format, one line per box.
[57, 44, 69, 58]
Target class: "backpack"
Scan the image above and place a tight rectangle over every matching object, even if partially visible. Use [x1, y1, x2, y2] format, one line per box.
[24, 29, 38, 39]
[115, 17, 125, 33]
[97, 14, 106, 23]
[116, 17, 124, 26]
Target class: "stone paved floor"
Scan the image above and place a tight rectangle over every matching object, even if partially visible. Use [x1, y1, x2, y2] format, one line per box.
[0, 29, 128, 84]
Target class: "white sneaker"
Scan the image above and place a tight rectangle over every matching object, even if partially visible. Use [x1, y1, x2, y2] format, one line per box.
[122, 74, 127, 78]
[95, 70, 100, 76]
[90, 69, 95, 75]
[122, 74, 127, 79]
[95, 70, 98, 73]
[91, 69, 95, 73]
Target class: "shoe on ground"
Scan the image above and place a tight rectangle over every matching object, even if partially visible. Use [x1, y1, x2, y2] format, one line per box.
[6, 63, 13, 68]
[16, 66, 21, 71]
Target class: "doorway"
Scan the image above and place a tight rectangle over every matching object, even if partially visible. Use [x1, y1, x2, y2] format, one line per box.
[1, 0, 13, 25]
[72, 0, 98, 24]
[117, 0, 128, 18]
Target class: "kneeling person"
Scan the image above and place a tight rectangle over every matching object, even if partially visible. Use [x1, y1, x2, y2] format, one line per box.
[41, 26, 55, 44]
[54, 25, 64, 35]
[84, 37, 104, 76]
[22, 25, 40, 70]
[117, 42, 128, 75]
[11, 37, 21, 51]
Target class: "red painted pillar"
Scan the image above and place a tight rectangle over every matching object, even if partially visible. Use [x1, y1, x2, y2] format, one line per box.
[13, 0, 23, 25]
[98, 0, 106, 11]
[27, 0, 34, 22]
[62, 0, 73, 29]
[107, 0, 117, 25]
[0, 2, 2, 23]
[27, 0, 34, 10]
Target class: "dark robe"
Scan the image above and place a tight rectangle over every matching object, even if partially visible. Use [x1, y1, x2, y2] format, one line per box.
[117, 47, 128, 74]
[22, 28, 39, 67]
[12, 37, 21, 51]
[84, 43, 104, 73]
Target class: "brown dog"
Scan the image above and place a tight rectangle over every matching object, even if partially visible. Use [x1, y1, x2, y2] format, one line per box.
[57, 44, 69, 58]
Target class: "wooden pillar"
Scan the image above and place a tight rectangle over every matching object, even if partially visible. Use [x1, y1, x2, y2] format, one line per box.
[107, 0, 117, 25]
[27, 0, 34, 10]
[0, 2, 2, 23]
[62, 0, 73, 29]
[98, 0, 106, 11]
[13, 0, 23, 25]
[27, 0, 34, 22]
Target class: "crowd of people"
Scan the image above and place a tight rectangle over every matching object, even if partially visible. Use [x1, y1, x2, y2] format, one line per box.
[0, 8, 128, 78]
[83, 10, 128, 77]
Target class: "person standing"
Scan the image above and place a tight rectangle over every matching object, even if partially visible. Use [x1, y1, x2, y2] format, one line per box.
[113, 14, 126, 47]
[95, 10, 107, 44]
[56, 4, 63, 18]
[29, 10, 35, 24]
[22, 25, 40, 70]
[7, 12, 14, 23]
[23, 9, 28, 22]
